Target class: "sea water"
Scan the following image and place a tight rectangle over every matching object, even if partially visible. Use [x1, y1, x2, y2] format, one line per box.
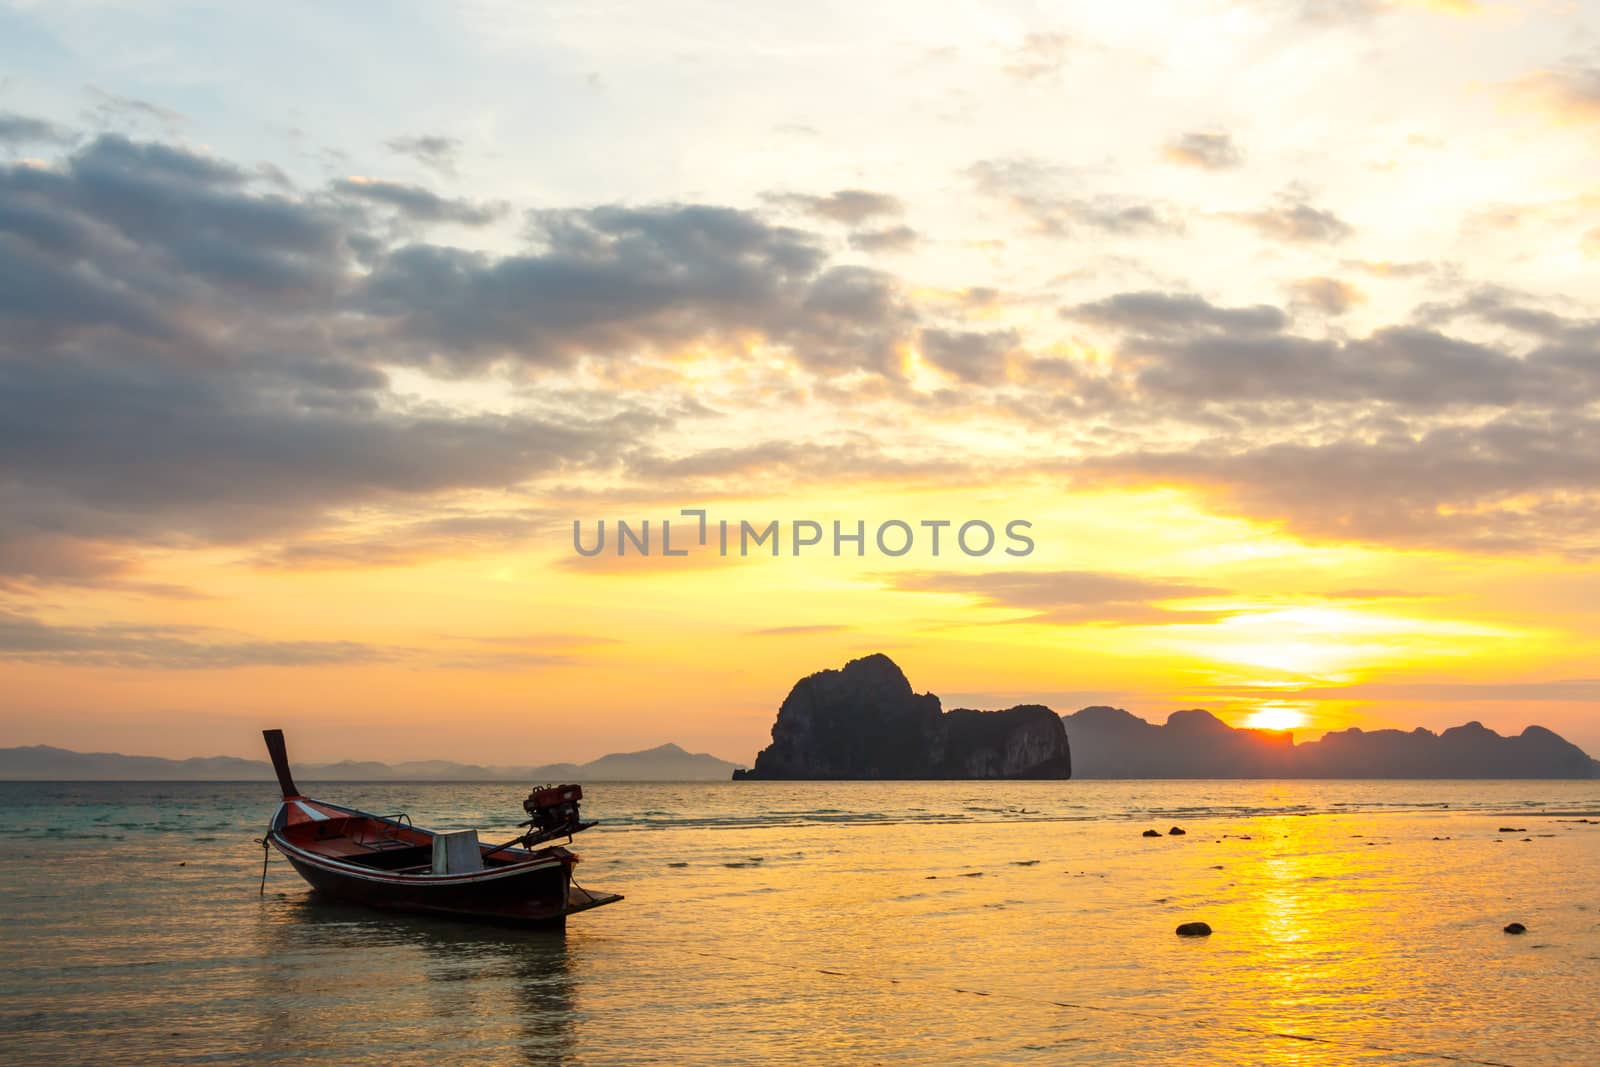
[1, 779, 1597, 1066]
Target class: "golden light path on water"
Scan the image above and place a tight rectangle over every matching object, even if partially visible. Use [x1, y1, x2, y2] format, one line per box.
[2, 780, 1597, 1065]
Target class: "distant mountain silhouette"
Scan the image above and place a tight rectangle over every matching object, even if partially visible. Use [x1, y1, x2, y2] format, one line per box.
[1062, 707, 1599, 778]
[734, 654, 1071, 779]
[0, 742, 743, 781]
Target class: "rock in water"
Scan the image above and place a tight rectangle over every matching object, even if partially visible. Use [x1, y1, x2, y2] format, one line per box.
[1142, 829, 1162, 837]
[1504, 922, 1527, 934]
[732, 653, 1071, 780]
[1176, 921, 1213, 937]
[1168, 826, 1186, 836]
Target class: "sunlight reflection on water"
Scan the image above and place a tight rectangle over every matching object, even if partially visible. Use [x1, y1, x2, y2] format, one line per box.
[1, 780, 1597, 1065]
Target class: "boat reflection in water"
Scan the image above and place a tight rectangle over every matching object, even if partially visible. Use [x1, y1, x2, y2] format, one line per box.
[254, 896, 578, 1065]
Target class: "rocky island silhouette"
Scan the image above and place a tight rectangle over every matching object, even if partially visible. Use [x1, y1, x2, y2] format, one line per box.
[736, 654, 1600, 780]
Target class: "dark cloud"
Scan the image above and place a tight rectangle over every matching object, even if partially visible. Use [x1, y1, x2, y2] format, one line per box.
[763, 189, 903, 224]
[1081, 411, 1600, 554]
[384, 134, 462, 173]
[1163, 131, 1243, 170]
[849, 224, 919, 253]
[0, 133, 351, 316]
[0, 354, 642, 551]
[1224, 196, 1352, 243]
[1421, 288, 1600, 346]
[332, 177, 504, 226]
[886, 570, 1229, 627]
[0, 132, 681, 579]
[1051, 283, 1600, 553]
[1066, 289, 1600, 411]
[1068, 291, 1287, 335]
[358, 205, 916, 375]
[919, 328, 1017, 384]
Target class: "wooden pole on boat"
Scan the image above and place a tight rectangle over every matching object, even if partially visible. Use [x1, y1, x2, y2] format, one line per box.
[262, 729, 301, 799]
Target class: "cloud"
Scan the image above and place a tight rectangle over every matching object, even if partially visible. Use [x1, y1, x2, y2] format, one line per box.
[1081, 411, 1600, 554]
[849, 225, 919, 253]
[1, 133, 350, 313]
[1162, 131, 1243, 170]
[1054, 285, 1600, 553]
[746, 624, 851, 636]
[253, 509, 560, 570]
[384, 133, 463, 173]
[886, 570, 1228, 626]
[0, 356, 636, 545]
[1203, 678, 1600, 703]
[84, 90, 182, 133]
[0, 532, 202, 598]
[1068, 291, 1287, 335]
[1224, 196, 1353, 243]
[1290, 276, 1365, 315]
[763, 189, 903, 224]
[0, 126, 961, 589]
[7, 119, 1600, 579]
[918, 328, 1018, 384]
[0, 609, 394, 669]
[1344, 258, 1435, 278]
[1501, 56, 1600, 124]
[1003, 33, 1074, 82]
[969, 158, 1180, 236]
[0, 112, 72, 148]
[332, 177, 504, 225]
[358, 205, 917, 375]
[1068, 289, 1600, 411]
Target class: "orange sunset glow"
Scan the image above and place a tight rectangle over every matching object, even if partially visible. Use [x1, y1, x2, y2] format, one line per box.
[2, 3, 1599, 766]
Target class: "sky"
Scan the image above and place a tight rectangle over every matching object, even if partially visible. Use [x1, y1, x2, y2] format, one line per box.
[2, 0, 1600, 764]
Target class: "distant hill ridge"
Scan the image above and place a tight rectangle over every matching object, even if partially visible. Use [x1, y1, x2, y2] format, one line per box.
[1063, 705, 1600, 779]
[0, 742, 744, 782]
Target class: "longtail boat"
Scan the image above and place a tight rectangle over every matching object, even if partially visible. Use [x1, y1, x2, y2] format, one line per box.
[259, 729, 622, 926]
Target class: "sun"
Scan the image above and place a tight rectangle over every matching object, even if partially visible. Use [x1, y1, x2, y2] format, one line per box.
[1245, 705, 1307, 731]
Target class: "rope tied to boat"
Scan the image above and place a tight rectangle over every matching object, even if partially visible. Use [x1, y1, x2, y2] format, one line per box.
[255, 836, 271, 895]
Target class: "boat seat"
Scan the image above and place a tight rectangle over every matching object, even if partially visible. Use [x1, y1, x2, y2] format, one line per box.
[431, 829, 484, 874]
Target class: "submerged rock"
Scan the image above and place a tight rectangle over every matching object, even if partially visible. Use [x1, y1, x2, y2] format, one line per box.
[1142, 829, 1162, 837]
[1504, 922, 1527, 934]
[1168, 826, 1186, 836]
[1175, 921, 1213, 937]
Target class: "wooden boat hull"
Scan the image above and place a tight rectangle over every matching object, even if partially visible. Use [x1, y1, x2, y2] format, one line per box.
[265, 798, 621, 927]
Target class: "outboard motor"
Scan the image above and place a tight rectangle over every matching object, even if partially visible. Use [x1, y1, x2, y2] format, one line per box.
[520, 784, 590, 845]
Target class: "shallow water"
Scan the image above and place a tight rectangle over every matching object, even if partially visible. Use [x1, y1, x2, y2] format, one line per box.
[2, 780, 1597, 1065]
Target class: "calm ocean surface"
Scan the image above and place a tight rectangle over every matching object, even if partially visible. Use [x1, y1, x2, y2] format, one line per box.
[2, 779, 1598, 1066]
